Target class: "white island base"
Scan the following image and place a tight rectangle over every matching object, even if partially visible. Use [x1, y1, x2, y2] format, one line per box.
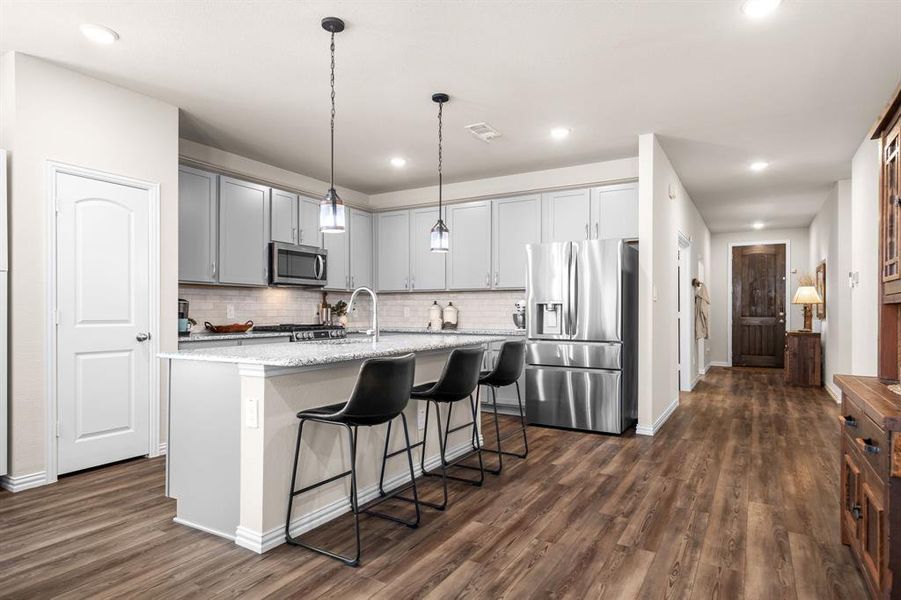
[164, 336, 500, 554]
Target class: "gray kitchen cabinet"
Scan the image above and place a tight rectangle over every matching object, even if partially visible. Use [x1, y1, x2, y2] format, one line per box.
[323, 227, 349, 290]
[349, 208, 373, 289]
[410, 207, 446, 291]
[270, 188, 299, 244]
[218, 176, 270, 286]
[298, 195, 322, 248]
[541, 188, 591, 242]
[447, 200, 492, 290]
[591, 182, 638, 240]
[492, 195, 540, 289]
[178, 165, 219, 283]
[376, 210, 411, 292]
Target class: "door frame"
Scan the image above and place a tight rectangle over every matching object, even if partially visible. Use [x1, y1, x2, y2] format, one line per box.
[45, 161, 161, 483]
[678, 233, 693, 391]
[727, 239, 791, 367]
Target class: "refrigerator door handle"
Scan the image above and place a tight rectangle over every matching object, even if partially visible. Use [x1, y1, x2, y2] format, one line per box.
[567, 243, 577, 337]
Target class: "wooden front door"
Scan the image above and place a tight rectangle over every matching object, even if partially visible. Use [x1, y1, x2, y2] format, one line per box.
[732, 244, 786, 367]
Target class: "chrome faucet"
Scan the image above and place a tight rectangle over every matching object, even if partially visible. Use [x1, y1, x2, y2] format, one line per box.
[348, 286, 379, 342]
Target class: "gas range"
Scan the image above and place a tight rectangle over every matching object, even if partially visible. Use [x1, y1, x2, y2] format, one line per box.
[253, 323, 347, 342]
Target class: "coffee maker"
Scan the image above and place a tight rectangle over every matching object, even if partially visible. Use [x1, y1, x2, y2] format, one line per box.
[178, 299, 193, 336]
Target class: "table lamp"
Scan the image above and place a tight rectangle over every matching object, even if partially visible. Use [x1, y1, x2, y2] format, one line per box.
[792, 281, 823, 331]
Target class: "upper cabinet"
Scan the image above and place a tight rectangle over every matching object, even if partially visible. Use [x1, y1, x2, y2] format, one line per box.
[270, 188, 299, 244]
[883, 124, 900, 286]
[492, 195, 541, 289]
[323, 228, 349, 290]
[542, 188, 591, 242]
[218, 176, 270, 286]
[298, 195, 322, 248]
[178, 166, 219, 283]
[349, 208, 373, 289]
[376, 210, 411, 292]
[410, 207, 446, 291]
[592, 182, 638, 240]
[447, 201, 492, 290]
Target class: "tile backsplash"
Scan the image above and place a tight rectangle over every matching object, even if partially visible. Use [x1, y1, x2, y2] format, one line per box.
[179, 285, 526, 331]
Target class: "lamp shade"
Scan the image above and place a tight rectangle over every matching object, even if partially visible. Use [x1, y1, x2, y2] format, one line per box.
[792, 285, 822, 305]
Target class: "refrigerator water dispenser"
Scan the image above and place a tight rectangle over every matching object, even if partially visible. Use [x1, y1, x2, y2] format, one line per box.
[536, 303, 564, 335]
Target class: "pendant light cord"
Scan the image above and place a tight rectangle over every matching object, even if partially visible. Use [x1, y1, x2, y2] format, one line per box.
[330, 32, 336, 190]
[437, 100, 443, 219]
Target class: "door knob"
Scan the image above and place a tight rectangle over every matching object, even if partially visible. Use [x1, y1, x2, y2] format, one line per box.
[136, 332, 151, 342]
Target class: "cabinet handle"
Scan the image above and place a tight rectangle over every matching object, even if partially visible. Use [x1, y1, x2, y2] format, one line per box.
[852, 503, 863, 520]
[299, 228, 303, 243]
[485, 272, 490, 287]
[585, 223, 589, 239]
[264, 266, 268, 281]
[403, 278, 408, 290]
[211, 261, 217, 277]
[838, 414, 857, 428]
[411, 278, 415, 290]
[292, 227, 297, 244]
[351, 276, 355, 288]
[594, 222, 599, 238]
[855, 437, 880, 454]
[494, 272, 499, 286]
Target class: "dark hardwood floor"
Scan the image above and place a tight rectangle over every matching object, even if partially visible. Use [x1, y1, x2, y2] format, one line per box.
[0, 368, 868, 599]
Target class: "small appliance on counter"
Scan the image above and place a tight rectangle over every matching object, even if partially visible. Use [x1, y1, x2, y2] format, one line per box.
[513, 300, 526, 330]
[177, 298, 195, 337]
[442, 302, 458, 330]
[428, 301, 443, 330]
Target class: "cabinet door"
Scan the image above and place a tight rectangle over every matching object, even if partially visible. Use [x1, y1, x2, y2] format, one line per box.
[592, 182, 638, 240]
[324, 228, 349, 290]
[218, 177, 270, 286]
[492, 195, 540, 289]
[410, 207, 446, 291]
[349, 209, 373, 289]
[298, 195, 322, 248]
[178, 166, 218, 283]
[447, 201, 492, 290]
[541, 189, 591, 242]
[376, 210, 411, 292]
[883, 124, 900, 282]
[270, 188, 299, 244]
[861, 480, 886, 593]
[841, 446, 862, 545]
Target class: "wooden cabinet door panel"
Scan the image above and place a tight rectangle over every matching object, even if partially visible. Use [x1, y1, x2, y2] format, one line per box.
[731, 244, 786, 367]
[883, 124, 900, 282]
[841, 442, 862, 546]
[861, 480, 886, 593]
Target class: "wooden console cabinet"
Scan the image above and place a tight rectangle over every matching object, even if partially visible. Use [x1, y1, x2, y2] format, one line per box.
[784, 331, 821, 386]
[836, 375, 901, 599]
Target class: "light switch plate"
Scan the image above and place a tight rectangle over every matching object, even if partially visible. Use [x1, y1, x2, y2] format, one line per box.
[417, 403, 427, 430]
[226, 304, 236, 319]
[247, 397, 259, 429]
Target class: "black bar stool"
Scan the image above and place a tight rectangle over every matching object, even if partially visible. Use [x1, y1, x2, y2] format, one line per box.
[379, 347, 485, 511]
[477, 340, 528, 474]
[285, 353, 419, 567]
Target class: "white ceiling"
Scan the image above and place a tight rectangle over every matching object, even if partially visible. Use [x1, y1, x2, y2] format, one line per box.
[2, 1, 900, 232]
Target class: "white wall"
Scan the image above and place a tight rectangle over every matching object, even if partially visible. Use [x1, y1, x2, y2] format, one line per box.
[637, 134, 711, 435]
[0, 53, 179, 478]
[809, 181, 852, 399]
[708, 228, 810, 366]
[368, 157, 638, 209]
[850, 138, 880, 375]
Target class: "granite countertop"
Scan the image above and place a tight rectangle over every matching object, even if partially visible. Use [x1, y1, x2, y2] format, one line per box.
[179, 331, 293, 342]
[161, 333, 506, 367]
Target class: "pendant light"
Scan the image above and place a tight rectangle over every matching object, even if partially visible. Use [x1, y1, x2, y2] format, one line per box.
[430, 93, 450, 252]
[319, 17, 346, 233]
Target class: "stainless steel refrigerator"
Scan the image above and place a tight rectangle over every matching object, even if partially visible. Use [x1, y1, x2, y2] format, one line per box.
[525, 239, 638, 434]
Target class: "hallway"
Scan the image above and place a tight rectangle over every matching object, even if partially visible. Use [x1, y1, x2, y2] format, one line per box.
[0, 368, 866, 599]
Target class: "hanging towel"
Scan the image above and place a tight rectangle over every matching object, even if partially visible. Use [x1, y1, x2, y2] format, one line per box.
[695, 282, 710, 340]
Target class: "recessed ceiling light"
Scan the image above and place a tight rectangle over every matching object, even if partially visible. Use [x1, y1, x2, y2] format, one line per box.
[753, 221, 765, 230]
[749, 161, 769, 172]
[390, 157, 406, 168]
[741, 0, 782, 19]
[80, 23, 119, 45]
[550, 127, 572, 140]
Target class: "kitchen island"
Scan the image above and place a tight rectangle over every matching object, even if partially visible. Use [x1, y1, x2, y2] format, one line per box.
[160, 333, 503, 554]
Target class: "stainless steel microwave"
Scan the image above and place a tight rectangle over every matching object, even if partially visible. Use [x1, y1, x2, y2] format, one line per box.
[269, 242, 327, 286]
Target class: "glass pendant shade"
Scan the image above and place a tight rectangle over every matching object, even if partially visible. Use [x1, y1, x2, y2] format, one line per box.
[319, 187, 345, 233]
[430, 218, 449, 252]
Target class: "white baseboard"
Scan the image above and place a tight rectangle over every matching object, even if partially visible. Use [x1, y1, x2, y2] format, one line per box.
[174, 517, 234, 541]
[0, 471, 48, 493]
[709, 361, 730, 368]
[234, 436, 483, 554]
[635, 396, 679, 437]
[825, 383, 841, 404]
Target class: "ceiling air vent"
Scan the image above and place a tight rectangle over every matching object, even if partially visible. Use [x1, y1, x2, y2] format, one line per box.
[464, 122, 502, 143]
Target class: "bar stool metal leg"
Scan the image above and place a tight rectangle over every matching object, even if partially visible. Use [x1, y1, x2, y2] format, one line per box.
[366, 414, 420, 527]
[480, 381, 529, 470]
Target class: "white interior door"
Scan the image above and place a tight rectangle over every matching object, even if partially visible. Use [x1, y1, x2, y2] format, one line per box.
[56, 172, 151, 474]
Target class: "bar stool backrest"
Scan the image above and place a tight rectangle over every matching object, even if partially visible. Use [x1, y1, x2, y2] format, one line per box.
[421, 347, 484, 402]
[341, 353, 416, 424]
[484, 340, 526, 387]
